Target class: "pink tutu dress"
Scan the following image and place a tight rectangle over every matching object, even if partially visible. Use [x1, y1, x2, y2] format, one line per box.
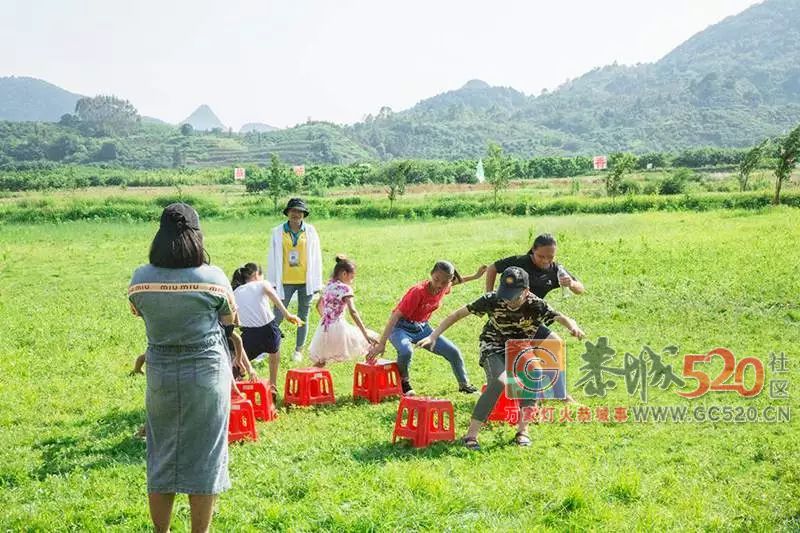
[309, 280, 375, 364]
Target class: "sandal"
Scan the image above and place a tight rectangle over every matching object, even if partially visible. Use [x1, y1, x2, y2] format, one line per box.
[512, 432, 532, 447]
[461, 436, 481, 451]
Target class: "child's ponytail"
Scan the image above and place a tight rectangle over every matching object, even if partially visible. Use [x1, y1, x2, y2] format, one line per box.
[331, 254, 356, 280]
[431, 260, 462, 284]
[231, 262, 262, 289]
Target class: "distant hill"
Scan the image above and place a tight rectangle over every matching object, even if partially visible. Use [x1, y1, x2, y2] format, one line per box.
[2, 0, 800, 165]
[0, 77, 168, 127]
[141, 116, 171, 126]
[0, 76, 83, 122]
[413, 79, 528, 115]
[348, 0, 800, 157]
[181, 105, 225, 131]
[240, 122, 279, 133]
[512, 0, 800, 153]
[347, 79, 553, 159]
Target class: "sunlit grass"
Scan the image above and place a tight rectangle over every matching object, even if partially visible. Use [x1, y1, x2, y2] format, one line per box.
[0, 208, 798, 530]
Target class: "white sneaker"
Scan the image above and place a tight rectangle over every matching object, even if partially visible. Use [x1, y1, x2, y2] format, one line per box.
[292, 350, 303, 362]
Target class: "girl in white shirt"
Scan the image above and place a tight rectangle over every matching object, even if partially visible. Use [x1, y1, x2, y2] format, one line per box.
[232, 263, 302, 400]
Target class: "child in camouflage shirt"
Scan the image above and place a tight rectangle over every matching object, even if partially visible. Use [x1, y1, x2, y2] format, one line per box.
[419, 266, 585, 449]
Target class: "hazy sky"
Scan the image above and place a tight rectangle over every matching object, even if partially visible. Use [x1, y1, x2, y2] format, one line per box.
[2, 0, 762, 129]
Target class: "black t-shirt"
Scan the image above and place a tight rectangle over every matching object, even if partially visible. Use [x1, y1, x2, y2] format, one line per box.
[467, 292, 559, 345]
[493, 255, 577, 299]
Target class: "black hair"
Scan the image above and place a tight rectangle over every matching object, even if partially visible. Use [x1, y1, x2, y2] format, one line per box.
[332, 254, 356, 280]
[530, 233, 557, 253]
[431, 260, 462, 284]
[148, 213, 206, 268]
[231, 262, 262, 289]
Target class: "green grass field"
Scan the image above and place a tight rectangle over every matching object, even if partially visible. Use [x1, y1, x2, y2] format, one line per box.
[1, 208, 798, 531]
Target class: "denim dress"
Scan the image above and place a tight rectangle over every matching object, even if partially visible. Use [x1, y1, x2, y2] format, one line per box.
[129, 264, 236, 495]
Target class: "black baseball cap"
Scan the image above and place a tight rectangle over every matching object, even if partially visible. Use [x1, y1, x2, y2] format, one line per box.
[283, 198, 310, 216]
[160, 203, 200, 231]
[497, 266, 529, 301]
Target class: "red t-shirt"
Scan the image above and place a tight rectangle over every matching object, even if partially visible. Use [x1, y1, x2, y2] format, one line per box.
[394, 281, 451, 323]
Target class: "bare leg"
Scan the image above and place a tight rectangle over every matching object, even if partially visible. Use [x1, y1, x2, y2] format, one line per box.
[517, 416, 531, 436]
[465, 418, 482, 441]
[148, 492, 175, 533]
[188, 494, 217, 533]
[268, 352, 280, 390]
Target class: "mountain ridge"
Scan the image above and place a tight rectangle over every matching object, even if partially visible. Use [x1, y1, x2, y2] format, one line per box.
[2, 0, 799, 162]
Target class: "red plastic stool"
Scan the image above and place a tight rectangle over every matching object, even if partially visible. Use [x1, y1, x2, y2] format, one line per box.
[284, 367, 335, 407]
[482, 384, 521, 424]
[236, 380, 277, 421]
[228, 391, 258, 443]
[392, 397, 455, 448]
[353, 359, 402, 403]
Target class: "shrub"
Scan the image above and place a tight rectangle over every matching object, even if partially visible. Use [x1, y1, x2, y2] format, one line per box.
[618, 179, 641, 195]
[659, 169, 691, 195]
[334, 196, 362, 205]
[2, 191, 799, 224]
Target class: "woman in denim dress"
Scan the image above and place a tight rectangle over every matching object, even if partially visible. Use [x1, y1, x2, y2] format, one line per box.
[128, 203, 236, 533]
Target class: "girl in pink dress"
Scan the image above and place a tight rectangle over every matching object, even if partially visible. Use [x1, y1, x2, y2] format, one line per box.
[309, 255, 378, 367]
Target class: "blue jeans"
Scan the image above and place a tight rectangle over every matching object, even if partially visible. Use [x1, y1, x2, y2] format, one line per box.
[389, 318, 469, 385]
[273, 283, 313, 350]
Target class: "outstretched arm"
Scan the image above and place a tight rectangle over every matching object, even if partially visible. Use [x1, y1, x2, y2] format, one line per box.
[554, 314, 585, 339]
[417, 306, 471, 349]
[569, 279, 585, 294]
[558, 269, 585, 295]
[367, 310, 403, 360]
[263, 282, 302, 325]
[484, 263, 498, 292]
[346, 298, 378, 345]
[453, 264, 488, 286]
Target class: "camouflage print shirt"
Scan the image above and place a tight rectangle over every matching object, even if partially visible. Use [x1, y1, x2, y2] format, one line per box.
[467, 292, 560, 362]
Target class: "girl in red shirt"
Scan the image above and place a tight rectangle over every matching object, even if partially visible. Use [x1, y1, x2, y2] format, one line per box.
[369, 260, 486, 396]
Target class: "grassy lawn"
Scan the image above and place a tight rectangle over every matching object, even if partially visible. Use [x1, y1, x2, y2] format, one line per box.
[0, 208, 798, 531]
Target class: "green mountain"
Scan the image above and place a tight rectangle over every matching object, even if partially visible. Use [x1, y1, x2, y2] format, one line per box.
[348, 0, 800, 158]
[2, 0, 799, 166]
[181, 105, 225, 131]
[0, 76, 167, 126]
[237, 121, 376, 165]
[347, 80, 561, 159]
[0, 76, 83, 122]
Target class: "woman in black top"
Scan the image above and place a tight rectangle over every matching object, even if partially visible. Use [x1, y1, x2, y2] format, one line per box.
[485, 233, 585, 298]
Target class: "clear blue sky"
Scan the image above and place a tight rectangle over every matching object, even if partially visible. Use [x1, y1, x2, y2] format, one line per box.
[1, 0, 762, 129]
